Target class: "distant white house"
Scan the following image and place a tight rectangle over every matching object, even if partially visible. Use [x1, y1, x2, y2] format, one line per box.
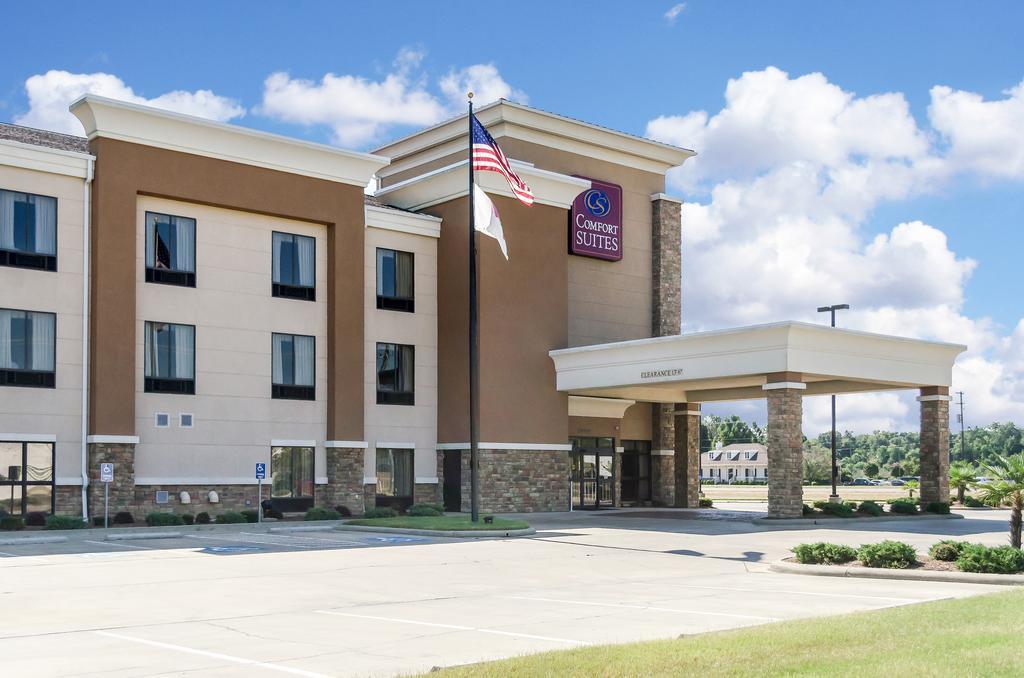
[701, 442, 768, 483]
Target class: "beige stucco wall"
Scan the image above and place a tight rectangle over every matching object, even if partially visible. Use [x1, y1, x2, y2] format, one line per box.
[134, 196, 328, 484]
[0, 163, 86, 486]
[363, 224, 438, 483]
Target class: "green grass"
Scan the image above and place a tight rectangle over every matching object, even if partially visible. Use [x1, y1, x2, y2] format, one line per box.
[425, 590, 1024, 677]
[347, 516, 529, 531]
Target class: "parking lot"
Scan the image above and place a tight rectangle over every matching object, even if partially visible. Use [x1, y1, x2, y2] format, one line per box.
[0, 509, 1013, 677]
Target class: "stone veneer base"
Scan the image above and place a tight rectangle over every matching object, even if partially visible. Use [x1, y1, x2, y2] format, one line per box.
[461, 448, 570, 513]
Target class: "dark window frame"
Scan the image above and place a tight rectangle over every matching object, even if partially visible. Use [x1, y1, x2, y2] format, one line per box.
[375, 342, 414, 406]
[0, 441, 55, 515]
[144, 210, 197, 288]
[272, 231, 316, 302]
[375, 248, 415, 313]
[0, 188, 58, 273]
[375, 447, 414, 509]
[271, 332, 315, 401]
[0, 308, 56, 389]
[143, 321, 196, 395]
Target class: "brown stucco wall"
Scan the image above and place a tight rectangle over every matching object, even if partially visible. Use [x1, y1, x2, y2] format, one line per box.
[568, 416, 620, 439]
[88, 138, 366, 440]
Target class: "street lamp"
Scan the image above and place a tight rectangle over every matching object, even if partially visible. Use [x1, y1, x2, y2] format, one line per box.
[817, 304, 849, 501]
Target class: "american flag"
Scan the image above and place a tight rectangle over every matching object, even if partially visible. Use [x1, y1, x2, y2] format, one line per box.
[471, 113, 533, 206]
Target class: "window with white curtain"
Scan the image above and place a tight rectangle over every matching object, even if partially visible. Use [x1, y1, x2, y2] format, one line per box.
[144, 321, 195, 394]
[272, 232, 315, 301]
[376, 342, 414, 405]
[271, 332, 315, 400]
[376, 448, 413, 503]
[0, 308, 56, 388]
[145, 211, 196, 287]
[0, 189, 57, 271]
[376, 248, 414, 312]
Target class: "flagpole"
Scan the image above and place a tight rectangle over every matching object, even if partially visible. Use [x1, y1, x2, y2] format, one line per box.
[467, 93, 480, 523]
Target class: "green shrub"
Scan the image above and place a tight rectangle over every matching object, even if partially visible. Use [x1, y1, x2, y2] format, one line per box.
[145, 512, 184, 527]
[215, 512, 246, 524]
[888, 499, 919, 515]
[792, 542, 858, 565]
[699, 498, 714, 508]
[857, 500, 884, 516]
[801, 503, 816, 516]
[963, 495, 985, 508]
[812, 500, 830, 510]
[858, 540, 918, 569]
[241, 509, 260, 523]
[181, 513, 195, 525]
[363, 507, 398, 519]
[45, 515, 86, 530]
[25, 511, 46, 527]
[195, 511, 211, 525]
[925, 501, 951, 515]
[929, 539, 970, 562]
[113, 511, 134, 525]
[305, 507, 341, 521]
[407, 504, 443, 517]
[0, 516, 25, 531]
[955, 544, 1024, 574]
[819, 502, 855, 518]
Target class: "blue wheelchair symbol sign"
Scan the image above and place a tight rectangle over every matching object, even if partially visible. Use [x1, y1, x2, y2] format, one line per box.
[255, 463, 266, 480]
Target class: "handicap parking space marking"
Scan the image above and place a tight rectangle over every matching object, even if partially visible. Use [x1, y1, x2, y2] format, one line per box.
[363, 535, 428, 544]
[200, 545, 265, 555]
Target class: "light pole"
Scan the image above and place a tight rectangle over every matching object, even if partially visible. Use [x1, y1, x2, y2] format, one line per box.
[817, 304, 849, 501]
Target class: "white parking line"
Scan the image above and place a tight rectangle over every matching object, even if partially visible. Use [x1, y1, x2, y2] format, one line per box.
[501, 596, 778, 621]
[314, 610, 589, 646]
[83, 540, 153, 550]
[93, 630, 331, 678]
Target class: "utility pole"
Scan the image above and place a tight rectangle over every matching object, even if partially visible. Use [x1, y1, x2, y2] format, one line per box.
[818, 304, 850, 501]
[956, 391, 967, 462]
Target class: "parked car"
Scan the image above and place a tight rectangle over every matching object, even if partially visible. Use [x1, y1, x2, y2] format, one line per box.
[891, 478, 905, 486]
[851, 478, 873, 486]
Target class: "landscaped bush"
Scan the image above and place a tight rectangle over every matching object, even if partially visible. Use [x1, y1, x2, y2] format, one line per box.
[113, 511, 135, 525]
[699, 498, 714, 508]
[819, 502, 855, 518]
[45, 515, 86, 530]
[857, 501, 884, 516]
[407, 504, 443, 517]
[955, 544, 1024, 574]
[792, 542, 858, 565]
[25, 511, 47, 527]
[363, 507, 398, 519]
[333, 505, 352, 518]
[181, 513, 195, 525]
[305, 507, 341, 521]
[0, 516, 25, 531]
[215, 512, 246, 524]
[241, 509, 259, 523]
[145, 512, 184, 527]
[195, 511, 211, 524]
[812, 500, 830, 510]
[963, 495, 985, 508]
[925, 501, 951, 515]
[888, 499, 919, 515]
[929, 539, 970, 562]
[858, 540, 918, 569]
[802, 503, 816, 516]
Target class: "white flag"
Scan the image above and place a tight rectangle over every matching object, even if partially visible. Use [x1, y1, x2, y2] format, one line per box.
[473, 183, 509, 260]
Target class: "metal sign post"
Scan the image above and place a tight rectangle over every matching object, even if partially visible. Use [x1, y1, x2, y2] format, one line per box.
[255, 463, 266, 522]
[99, 463, 114, 528]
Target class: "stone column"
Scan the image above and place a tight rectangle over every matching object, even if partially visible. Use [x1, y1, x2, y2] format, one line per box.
[461, 448, 570, 513]
[651, 407, 676, 506]
[764, 374, 806, 518]
[323, 446, 367, 516]
[674, 404, 701, 508]
[919, 387, 951, 505]
[87, 440, 136, 518]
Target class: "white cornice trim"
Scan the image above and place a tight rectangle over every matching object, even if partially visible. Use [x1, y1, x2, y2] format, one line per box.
[315, 476, 329, 485]
[0, 433, 58, 443]
[364, 205, 442, 238]
[363, 476, 378, 484]
[375, 441, 416, 449]
[650, 193, 683, 204]
[568, 395, 636, 419]
[916, 395, 954, 402]
[87, 435, 140, 444]
[271, 439, 316, 447]
[70, 95, 389, 187]
[651, 449, 675, 456]
[415, 477, 439, 484]
[376, 158, 590, 210]
[436, 442, 573, 451]
[0, 139, 94, 179]
[762, 382, 807, 391]
[136, 476, 268, 485]
[325, 440, 368, 448]
[676, 408, 703, 416]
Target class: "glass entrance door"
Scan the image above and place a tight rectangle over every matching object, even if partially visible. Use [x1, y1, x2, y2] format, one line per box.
[619, 440, 651, 505]
[570, 437, 615, 510]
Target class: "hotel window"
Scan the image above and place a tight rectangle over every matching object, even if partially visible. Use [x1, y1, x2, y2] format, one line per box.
[0, 189, 57, 271]
[376, 448, 413, 507]
[145, 212, 196, 287]
[273, 232, 315, 301]
[144, 321, 195, 394]
[0, 309, 55, 388]
[272, 333, 315, 400]
[271, 446, 314, 512]
[376, 342, 414, 405]
[0, 441, 54, 515]
[376, 248, 414, 312]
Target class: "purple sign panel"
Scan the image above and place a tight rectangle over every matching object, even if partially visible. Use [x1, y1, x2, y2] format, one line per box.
[570, 178, 623, 261]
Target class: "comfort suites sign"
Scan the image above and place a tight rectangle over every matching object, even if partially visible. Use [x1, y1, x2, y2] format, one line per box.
[570, 178, 622, 261]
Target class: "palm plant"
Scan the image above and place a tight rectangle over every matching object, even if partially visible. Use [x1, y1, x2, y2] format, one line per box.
[949, 461, 976, 505]
[976, 454, 1024, 549]
[905, 480, 919, 499]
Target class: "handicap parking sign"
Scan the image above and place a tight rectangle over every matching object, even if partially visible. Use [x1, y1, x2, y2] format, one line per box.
[100, 463, 114, 483]
[255, 463, 266, 480]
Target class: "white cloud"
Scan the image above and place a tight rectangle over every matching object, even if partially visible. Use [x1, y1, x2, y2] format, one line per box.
[15, 70, 244, 135]
[649, 67, 1024, 432]
[439, 63, 527, 110]
[664, 3, 686, 24]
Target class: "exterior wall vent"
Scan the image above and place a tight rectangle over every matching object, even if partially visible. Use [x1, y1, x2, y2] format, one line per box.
[180, 413, 194, 428]
[155, 490, 169, 504]
[155, 413, 170, 428]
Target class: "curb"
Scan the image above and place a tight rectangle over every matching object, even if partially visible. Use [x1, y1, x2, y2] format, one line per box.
[0, 519, 346, 544]
[770, 559, 1024, 585]
[752, 513, 963, 528]
[0, 535, 68, 545]
[106, 531, 183, 541]
[268, 525, 336, 533]
[335, 524, 536, 538]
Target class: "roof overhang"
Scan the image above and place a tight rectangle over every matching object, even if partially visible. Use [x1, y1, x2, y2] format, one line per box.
[0, 138, 94, 179]
[375, 158, 590, 210]
[70, 95, 389, 187]
[364, 204, 442, 239]
[549, 321, 967, 404]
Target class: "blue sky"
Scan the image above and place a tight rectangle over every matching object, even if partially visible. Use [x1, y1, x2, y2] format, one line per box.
[1, 1, 1021, 433]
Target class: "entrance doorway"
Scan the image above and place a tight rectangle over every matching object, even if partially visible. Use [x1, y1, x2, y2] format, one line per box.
[570, 436, 614, 510]
[619, 440, 651, 505]
[442, 450, 462, 512]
